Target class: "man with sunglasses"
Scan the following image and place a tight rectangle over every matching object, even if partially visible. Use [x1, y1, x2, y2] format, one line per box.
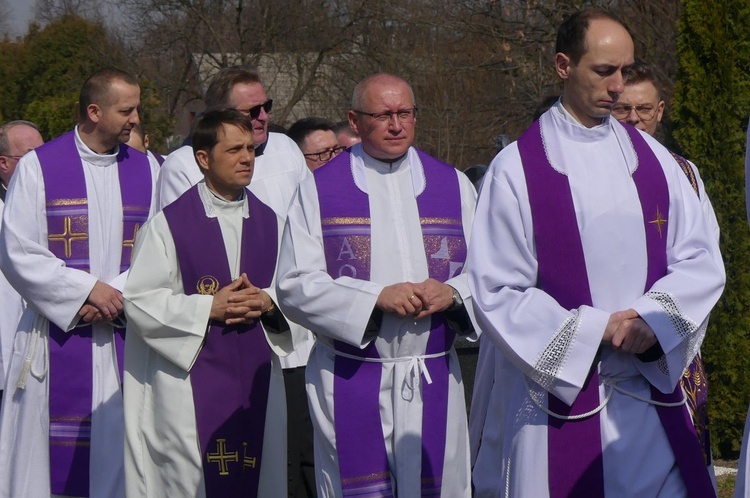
[277, 73, 478, 497]
[158, 67, 309, 217]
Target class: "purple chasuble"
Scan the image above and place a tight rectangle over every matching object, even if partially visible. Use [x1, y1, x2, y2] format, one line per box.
[517, 120, 714, 497]
[314, 149, 467, 497]
[36, 131, 151, 496]
[163, 185, 277, 498]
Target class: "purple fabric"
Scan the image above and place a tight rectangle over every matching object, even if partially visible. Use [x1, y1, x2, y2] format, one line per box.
[163, 185, 277, 498]
[518, 120, 603, 497]
[314, 149, 466, 496]
[625, 125, 716, 497]
[37, 132, 151, 496]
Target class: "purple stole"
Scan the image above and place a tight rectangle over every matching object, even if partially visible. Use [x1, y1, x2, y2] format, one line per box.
[314, 149, 467, 497]
[163, 185, 277, 498]
[517, 120, 715, 497]
[36, 130, 151, 496]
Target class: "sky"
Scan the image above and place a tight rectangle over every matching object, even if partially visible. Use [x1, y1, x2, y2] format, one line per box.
[5, 0, 36, 37]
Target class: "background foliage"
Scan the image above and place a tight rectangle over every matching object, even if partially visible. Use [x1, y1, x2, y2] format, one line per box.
[672, 0, 750, 458]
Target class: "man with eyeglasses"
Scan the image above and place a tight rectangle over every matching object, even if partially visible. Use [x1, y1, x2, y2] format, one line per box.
[469, 9, 723, 497]
[0, 120, 43, 410]
[614, 62, 718, 240]
[277, 73, 478, 497]
[287, 117, 345, 172]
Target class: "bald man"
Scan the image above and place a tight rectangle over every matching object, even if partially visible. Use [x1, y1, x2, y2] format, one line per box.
[277, 73, 478, 497]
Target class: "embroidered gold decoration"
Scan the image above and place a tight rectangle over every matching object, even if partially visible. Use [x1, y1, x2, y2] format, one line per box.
[122, 223, 140, 260]
[321, 217, 371, 226]
[46, 198, 87, 207]
[48, 216, 88, 258]
[419, 217, 462, 226]
[341, 471, 391, 485]
[681, 355, 711, 464]
[242, 442, 257, 469]
[197, 275, 220, 295]
[206, 439, 238, 475]
[648, 205, 667, 238]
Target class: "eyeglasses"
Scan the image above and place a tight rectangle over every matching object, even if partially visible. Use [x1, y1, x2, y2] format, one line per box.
[611, 103, 657, 121]
[354, 107, 417, 124]
[237, 99, 273, 119]
[303, 145, 346, 163]
[0, 155, 24, 161]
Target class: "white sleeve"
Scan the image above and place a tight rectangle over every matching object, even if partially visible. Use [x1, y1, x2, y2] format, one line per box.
[631, 152, 725, 393]
[276, 176, 383, 348]
[467, 148, 607, 405]
[156, 147, 202, 210]
[122, 213, 213, 372]
[0, 153, 97, 331]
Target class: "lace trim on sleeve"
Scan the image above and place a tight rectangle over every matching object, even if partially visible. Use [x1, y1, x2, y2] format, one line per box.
[645, 290, 705, 374]
[529, 312, 579, 390]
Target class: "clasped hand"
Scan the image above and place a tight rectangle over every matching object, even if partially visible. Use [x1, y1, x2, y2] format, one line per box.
[375, 278, 455, 319]
[210, 273, 271, 325]
[78, 280, 123, 324]
[603, 308, 658, 354]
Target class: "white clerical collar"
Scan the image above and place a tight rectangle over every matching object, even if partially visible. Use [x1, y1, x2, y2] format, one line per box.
[541, 102, 638, 175]
[349, 143, 426, 197]
[74, 126, 119, 167]
[197, 181, 250, 219]
[549, 100, 612, 144]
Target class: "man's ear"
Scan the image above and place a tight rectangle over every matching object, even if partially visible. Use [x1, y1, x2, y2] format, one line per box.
[87, 103, 102, 124]
[195, 149, 210, 172]
[555, 52, 572, 80]
[656, 99, 666, 124]
[347, 110, 359, 135]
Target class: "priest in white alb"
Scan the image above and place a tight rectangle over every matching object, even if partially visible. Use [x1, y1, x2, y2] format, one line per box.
[468, 9, 725, 498]
[123, 108, 293, 498]
[0, 69, 158, 498]
[277, 73, 478, 497]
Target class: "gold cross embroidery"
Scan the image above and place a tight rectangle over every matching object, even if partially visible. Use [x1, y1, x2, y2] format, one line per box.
[649, 205, 667, 238]
[242, 442, 257, 469]
[206, 439, 238, 476]
[48, 216, 88, 258]
[122, 223, 140, 262]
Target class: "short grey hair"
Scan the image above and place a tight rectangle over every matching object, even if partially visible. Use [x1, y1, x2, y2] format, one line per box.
[0, 120, 41, 156]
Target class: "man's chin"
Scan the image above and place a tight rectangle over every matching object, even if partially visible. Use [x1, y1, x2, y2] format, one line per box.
[253, 130, 268, 145]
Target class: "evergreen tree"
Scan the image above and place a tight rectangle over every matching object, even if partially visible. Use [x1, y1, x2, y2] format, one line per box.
[672, 0, 750, 458]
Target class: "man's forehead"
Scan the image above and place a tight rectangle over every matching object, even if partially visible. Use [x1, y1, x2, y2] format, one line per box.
[620, 81, 660, 102]
[229, 82, 266, 106]
[581, 18, 633, 59]
[217, 122, 253, 144]
[102, 81, 140, 107]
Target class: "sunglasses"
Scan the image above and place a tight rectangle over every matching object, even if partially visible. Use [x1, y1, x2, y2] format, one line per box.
[238, 99, 273, 119]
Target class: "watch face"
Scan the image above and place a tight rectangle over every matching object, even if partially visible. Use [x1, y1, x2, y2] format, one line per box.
[452, 288, 463, 307]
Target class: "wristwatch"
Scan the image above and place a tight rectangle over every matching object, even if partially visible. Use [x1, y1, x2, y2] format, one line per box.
[450, 287, 463, 310]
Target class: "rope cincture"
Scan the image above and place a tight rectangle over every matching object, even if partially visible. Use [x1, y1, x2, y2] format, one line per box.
[525, 374, 686, 421]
